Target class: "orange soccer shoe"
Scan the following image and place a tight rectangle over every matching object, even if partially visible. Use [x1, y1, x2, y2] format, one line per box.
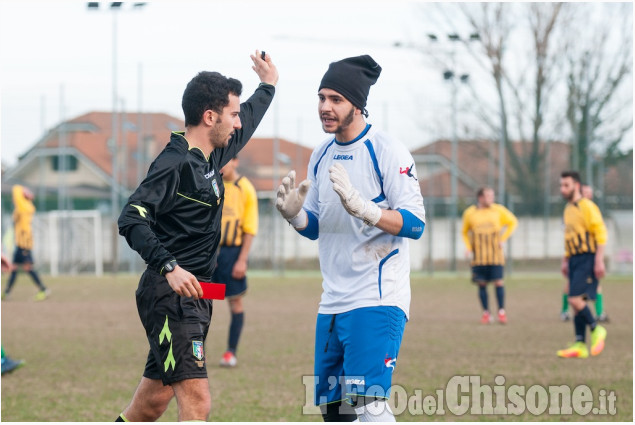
[557, 342, 589, 359]
[590, 325, 607, 356]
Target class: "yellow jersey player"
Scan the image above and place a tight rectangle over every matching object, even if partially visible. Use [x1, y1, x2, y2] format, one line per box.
[461, 187, 517, 324]
[557, 171, 607, 358]
[212, 156, 258, 368]
[561, 183, 609, 322]
[3, 185, 50, 301]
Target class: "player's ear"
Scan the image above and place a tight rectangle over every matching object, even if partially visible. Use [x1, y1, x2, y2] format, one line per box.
[203, 110, 215, 126]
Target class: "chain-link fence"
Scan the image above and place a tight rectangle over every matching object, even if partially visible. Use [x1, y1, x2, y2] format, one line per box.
[1, 198, 631, 276]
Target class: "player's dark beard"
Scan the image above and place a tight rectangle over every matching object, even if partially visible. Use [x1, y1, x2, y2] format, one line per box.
[334, 107, 355, 135]
[210, 118, 233, 148]
[563, 188, 575, 202]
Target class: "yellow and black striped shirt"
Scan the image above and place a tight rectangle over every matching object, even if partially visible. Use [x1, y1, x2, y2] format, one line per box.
[219, 176, 258, 247]
[563, 198, 607, 258]
[461, 203, 518, 266]
[12, 185, 35, 250]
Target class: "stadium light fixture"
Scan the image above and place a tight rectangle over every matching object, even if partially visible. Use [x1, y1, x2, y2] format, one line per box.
[436, 32, 478, 272]
[87, 0, 147, 274]
[392, 30, 479, 272]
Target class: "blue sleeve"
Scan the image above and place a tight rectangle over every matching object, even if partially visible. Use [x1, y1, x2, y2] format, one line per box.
[296, 210, 319, 240]
[397, 209, 425, 240]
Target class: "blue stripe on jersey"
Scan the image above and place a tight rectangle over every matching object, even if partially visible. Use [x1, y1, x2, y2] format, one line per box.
[397, 209, 425, 240]
[378, 248, 399, 298]
[364, 140, 386, 203]
[371, 193, 386, 203]
[313, 140, 336, 178]
[296, 209, 319, 240]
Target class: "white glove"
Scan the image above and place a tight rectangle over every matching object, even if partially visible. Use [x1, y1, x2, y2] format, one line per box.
[275, 170, 311, 224]
[329, 163, 382, 226]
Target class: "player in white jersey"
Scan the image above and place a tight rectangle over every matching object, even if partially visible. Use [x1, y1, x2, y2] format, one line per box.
[275, 55, 425, 422]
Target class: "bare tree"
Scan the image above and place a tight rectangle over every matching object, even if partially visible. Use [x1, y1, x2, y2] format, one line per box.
[452, 3, 567, 214]
[563, 3, 633, 186]
[426, 3, 632, 214]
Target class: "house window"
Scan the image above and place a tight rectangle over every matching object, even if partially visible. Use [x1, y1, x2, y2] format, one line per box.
[51, 155, 78, 171]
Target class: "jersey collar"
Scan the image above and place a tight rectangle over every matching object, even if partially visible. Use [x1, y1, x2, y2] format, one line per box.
[334, 124, 372, 146]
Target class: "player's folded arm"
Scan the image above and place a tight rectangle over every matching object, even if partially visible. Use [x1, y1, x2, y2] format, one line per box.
[121, 223, 175, 273]
[396, 209, 425, 240]
[295, 209, 319, 240]
[117, 165, 179, 273]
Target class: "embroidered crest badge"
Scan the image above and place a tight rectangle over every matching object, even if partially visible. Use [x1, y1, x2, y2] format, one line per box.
[192, 341, 204, 361]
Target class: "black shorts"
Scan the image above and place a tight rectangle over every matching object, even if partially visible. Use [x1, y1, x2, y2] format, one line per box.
[471, 265, 504, 283]
[568, 253, 598, 301]
[136, 269, 213, 385]
[212, 246, 247, 299]
[13, 248, 33, 265]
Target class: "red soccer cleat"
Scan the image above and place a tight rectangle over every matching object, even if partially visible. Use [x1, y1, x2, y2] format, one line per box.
[498, 310, 507, 324]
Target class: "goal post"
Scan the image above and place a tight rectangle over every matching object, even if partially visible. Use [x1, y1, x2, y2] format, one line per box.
[44, 210, 103, 276]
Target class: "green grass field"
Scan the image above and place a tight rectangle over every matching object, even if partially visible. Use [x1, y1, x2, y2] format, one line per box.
[1, 271, 632, 421]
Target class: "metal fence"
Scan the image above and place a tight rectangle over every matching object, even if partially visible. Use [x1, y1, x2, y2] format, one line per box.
[1, 202, 631, 276]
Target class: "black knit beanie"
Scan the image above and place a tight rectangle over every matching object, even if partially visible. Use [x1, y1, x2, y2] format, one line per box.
[318, 55, 382, 116]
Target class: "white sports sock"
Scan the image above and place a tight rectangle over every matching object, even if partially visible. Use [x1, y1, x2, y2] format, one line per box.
[354, 400, 396, 422]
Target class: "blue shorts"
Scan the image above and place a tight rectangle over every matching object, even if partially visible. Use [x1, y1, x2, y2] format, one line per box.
[211, 246, 247, 299]
[568, 253, 598, 301]
[314, 306, 407, 406]
[13, 248, 33, 265]
[471, 265, 503, 283]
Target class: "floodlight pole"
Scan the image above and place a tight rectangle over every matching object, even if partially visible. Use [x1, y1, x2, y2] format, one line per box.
[111, 7, 119, 212]
[111, 6, 120, 274]
[447, 41, 460, 272]
[89, 2, 147, 274]
[443, 34, 474, 272]
[393, 32, 479, 272]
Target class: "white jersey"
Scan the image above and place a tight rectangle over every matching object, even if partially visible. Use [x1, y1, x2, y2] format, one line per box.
[304, 124, 425, 318]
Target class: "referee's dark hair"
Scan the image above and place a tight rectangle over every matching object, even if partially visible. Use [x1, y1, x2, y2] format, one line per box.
[560, 170, 581, 184]
[182, 71, 243, 127]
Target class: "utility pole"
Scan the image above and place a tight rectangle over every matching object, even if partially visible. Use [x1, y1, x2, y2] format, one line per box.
[87, 1, 147, 274]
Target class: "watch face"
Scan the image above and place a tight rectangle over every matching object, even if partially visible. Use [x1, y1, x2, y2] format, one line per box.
[165, 262, 174, 273]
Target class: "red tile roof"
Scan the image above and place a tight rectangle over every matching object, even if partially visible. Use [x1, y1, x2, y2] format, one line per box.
[35, 111, 314, 192]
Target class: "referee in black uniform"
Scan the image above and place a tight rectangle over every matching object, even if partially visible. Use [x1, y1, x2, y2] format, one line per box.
[116, 51, 278, 422]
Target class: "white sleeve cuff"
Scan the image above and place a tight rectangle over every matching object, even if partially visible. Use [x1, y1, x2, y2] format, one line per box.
[288, 208, 308, 229]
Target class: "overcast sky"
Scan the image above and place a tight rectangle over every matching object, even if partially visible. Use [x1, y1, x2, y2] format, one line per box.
[0, 0, 463, 168]
[2, 2, 630, 170]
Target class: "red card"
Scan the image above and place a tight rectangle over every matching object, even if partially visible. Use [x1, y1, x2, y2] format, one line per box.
[199, 282, 226, 300]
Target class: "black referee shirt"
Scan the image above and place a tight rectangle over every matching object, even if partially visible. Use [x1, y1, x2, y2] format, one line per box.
[118, 84, 274, 281]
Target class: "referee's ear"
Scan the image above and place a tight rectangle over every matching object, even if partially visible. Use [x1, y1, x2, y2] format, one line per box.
[203, 110, 215, 126]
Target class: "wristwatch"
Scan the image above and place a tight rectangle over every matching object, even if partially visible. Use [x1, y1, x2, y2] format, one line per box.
[160, 259, 177, 276]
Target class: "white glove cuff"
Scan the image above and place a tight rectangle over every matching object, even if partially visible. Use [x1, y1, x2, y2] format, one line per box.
[288, 208, 308, 229]
[363, 202, 382, 227]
